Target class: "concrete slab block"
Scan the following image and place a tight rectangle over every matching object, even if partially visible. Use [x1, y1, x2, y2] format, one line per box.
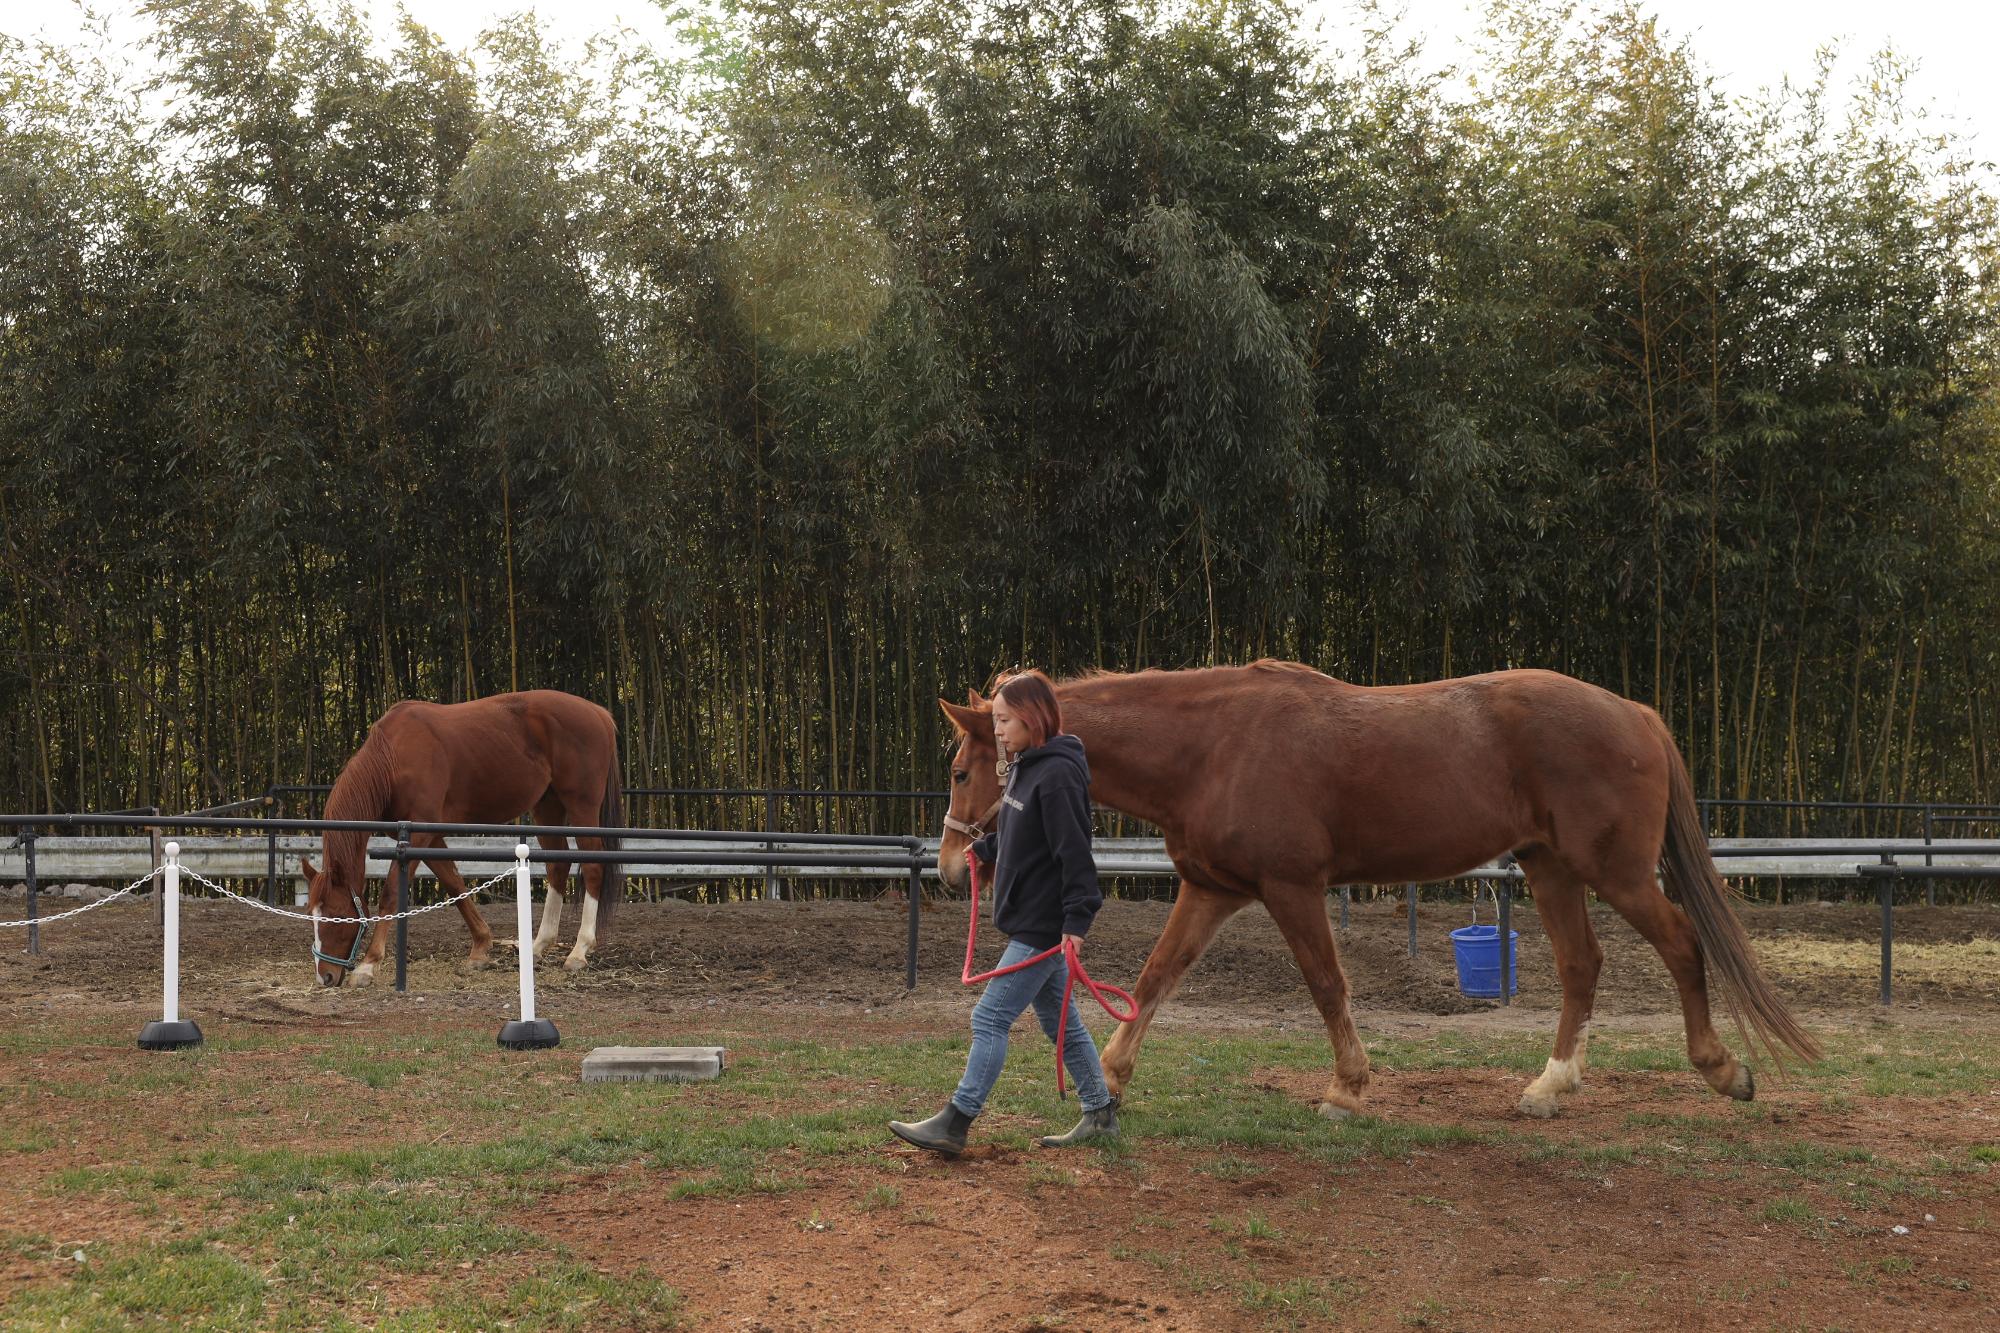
[581, 1045, 726, 1084]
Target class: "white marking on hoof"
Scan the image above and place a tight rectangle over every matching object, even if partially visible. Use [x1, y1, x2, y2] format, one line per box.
[350, 963, 376, 989]
[533, 888, 564, 956]
[562, 949, 589, 972]
[1520, 1038, 1586, 1117]
[1317, 1101, 1355, 1121]
[573, 894, 600, 961]
[1526, 1053, 1584, 1098]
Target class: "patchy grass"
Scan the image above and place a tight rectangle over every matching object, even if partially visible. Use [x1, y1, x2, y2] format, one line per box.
[1195, 1154, 1270, 1180]
[1238, 1274, 1356, 1322]
[4, 1015, 1996, 1327]
[3, 1243, 267, 1330]
[1761, 1197, 1816, 1224]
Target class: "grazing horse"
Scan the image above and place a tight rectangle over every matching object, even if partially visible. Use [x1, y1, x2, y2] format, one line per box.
[937, 662, 1818, 1119]
[300, 690, 624, 987]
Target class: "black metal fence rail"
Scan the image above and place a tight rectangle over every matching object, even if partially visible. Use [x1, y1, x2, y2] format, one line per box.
[134, 786, 2000, 910]
[1855, 861, 2000, 1006]
[7, 811, 2000, 1013]
[258, 784, 957, 841]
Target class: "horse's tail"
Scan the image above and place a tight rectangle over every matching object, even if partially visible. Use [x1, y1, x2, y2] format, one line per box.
[596, 734, 624, 933]
[1650, 712, 1820, 1067]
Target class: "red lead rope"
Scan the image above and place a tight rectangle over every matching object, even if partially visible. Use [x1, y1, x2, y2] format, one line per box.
[960, 849, 1137, 1098]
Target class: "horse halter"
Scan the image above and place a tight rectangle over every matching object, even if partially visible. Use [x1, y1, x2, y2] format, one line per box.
[942, 797, 1004, 842]
[310, 886, 371, 974]
[941, 750, 1010, 842]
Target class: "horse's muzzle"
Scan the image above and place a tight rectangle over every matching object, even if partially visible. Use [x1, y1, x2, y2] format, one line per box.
[936, 852, 969, 892]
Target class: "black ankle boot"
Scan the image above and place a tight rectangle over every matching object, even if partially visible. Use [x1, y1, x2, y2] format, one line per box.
[889, 1103, 972, 1156]
[1038, 1101, 1119, 1148]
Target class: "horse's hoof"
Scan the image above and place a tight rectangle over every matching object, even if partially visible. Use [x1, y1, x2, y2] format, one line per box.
[562, 955, 589, 972]
[350, 968, 375, 990]
[1727, 1064, 1756, 1101]
[455, 955, 493, 976]
[1316, 1101, 1355, 1122]
[1517, 1091, 1560, 1119]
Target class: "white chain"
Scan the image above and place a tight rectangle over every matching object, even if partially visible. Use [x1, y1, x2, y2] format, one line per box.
[0, 867, 163, 930]
[177, 863, 516, 924]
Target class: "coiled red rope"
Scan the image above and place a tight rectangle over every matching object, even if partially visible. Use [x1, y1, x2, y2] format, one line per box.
[960, 849, 1136, 1097]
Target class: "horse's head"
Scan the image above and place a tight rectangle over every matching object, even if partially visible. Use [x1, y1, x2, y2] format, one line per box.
[937, 690, 1004, 891]
[300, 856, 368, 987]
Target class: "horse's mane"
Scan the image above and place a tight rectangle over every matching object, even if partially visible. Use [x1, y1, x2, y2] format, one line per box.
[323, 724, 397, 900]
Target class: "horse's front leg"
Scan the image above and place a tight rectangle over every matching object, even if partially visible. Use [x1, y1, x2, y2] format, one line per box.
[1100, 878, 1247, 1101]
[400, 835, 496, 974]
[351, 900, 394, 989]
[1261, 882, 1371, 1119]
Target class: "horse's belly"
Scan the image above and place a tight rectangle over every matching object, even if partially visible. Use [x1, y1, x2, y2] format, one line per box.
[1326, 802, 1523, 885]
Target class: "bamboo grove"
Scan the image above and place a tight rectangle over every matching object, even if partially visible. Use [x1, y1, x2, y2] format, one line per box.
[3, 0, 1996, 827]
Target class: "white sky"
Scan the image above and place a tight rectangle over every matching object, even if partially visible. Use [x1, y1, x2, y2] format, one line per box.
[6, 0, 1996, 160]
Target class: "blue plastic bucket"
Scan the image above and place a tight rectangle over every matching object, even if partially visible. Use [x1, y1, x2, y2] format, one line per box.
[1449, 923, 1519, 998]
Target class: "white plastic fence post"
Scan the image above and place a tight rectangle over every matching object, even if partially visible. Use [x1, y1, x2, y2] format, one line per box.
[138, 842, 202, 1050]
[497, 842, 559, 1049]
[515, 842, 537, 1023]
[164, 842, 180, 1023]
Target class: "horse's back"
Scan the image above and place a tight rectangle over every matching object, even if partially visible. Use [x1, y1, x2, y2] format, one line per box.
[368, 691, 617, 817]
[1202, 663, 1668, 883]
[382, 690, 613, 739]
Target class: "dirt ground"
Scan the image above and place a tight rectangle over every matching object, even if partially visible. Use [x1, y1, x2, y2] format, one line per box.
[4, 891, 1999, 1329]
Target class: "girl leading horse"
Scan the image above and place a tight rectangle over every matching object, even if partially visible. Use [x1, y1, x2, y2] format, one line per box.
[301, 690, 623, 987]
[937, 662, 1818, 1119]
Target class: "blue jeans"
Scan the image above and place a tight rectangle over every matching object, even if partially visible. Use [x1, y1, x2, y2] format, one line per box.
[951, 938, 1113, 1116]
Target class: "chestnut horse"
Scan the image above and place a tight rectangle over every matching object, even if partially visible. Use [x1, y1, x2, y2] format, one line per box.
[300, 690, 623, 987]
[938, 662, 1818, 1119]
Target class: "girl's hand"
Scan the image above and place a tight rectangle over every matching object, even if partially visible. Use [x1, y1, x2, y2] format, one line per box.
[1062, 933, 1085, 956]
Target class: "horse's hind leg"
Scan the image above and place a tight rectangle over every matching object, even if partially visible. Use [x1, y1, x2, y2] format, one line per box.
[525, 795, 569, 960]
[531, 834, 571, 960]
[1514, 848, 1603, 1118]
[559, 801, 606, 971]
[1100, 878, 1248, 1103]
[411, 833, 497, 973]
[1260, 883, 1371, 1119]
[1595, 866, 1751, 1101]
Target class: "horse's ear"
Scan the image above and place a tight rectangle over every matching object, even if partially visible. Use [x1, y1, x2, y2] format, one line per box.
[939, 699, 991, 738]
[299, 858, 318, 880]
[966, 687, 988, 707]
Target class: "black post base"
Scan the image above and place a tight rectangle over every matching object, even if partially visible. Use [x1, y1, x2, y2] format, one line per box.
[139, 1019, 204, 1051]
[498, 1018, 560, 1050]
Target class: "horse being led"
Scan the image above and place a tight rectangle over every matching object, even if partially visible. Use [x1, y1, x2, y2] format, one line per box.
[300, 690, 624, 987]
[937, 662, 1819, 1119]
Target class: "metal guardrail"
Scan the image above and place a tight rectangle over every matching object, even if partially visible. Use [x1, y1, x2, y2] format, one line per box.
[5, 810, 1998, 1010]
[13, 834, 2000, 885]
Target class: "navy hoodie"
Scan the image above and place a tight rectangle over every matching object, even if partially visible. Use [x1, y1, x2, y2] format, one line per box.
[969, 733, 1102, 948]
